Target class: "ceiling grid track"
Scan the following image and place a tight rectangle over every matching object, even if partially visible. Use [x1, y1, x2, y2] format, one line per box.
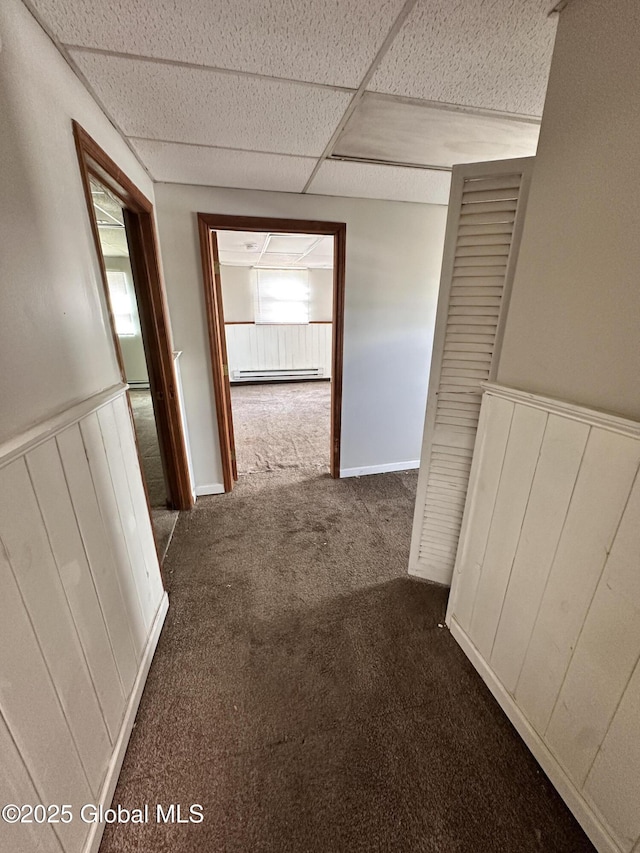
[301, 0, 421, 193]
[60, 44, 357, 94]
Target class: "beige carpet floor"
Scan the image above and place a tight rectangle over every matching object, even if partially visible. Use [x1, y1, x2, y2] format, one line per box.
[99, 466, 593, 853]
[230, 381, 331, 474]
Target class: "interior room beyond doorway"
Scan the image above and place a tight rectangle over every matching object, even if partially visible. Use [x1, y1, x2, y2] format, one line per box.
[217, 229, 335, 476]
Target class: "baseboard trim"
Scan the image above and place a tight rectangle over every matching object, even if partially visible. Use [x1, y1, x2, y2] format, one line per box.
[340, 460, 419, 478]
[83, 592, 169, 853]
[195, 483, 226, 497]
[448, 616, 620, 853]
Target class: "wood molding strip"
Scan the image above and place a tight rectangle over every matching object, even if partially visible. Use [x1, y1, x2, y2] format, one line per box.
[197, 213, 346, 235]
[483, 383, 640, 437]
[331, 223, 346, 478]
[198, 217, 235, 492]
[0, 384, 127, 470]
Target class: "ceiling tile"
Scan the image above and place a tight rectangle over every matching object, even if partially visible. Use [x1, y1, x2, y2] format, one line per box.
[333, 93, 540, 168]
[255, 253, 307, 268]
[308, 160, 451, 205]
[368, 0, 557, 116]
[266, 235, 319, 254]
[217, 232, 269, 253]
[130, 140, 316, 192]
[98, 227, 128, 257]
[304, 236, 334, 266]
[218, 251, 263, 265]
[31, 0, 406, 88]
[70, 51, 352, 156]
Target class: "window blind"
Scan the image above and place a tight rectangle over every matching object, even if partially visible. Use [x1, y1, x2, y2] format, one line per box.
[254, 268, 310, 324]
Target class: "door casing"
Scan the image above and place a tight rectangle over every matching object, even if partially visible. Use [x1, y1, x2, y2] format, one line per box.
[74, 121, 194, 514]
[198, 213, 347, 490]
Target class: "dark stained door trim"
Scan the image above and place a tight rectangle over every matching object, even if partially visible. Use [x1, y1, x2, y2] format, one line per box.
[197, 213, 346, 488]
[73, 121, 194, 513]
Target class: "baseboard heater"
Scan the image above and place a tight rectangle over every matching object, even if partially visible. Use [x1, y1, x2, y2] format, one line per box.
[231, 368, 324, 382]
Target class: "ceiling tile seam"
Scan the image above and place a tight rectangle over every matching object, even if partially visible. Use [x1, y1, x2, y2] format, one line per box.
[328, 155, 452, 173]
[358, 91, 542, 124]
[127, 137, 319, 160]
[155, 177, 447, 206]
[306, 190, 449, 207]
[301, 0, 421, 194]
[154, 179, 311, 196]
[63, 45, 357, 95]
[20, 0, 157, 183]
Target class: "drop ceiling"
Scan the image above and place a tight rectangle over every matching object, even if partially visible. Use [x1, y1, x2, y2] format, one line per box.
[90, 178, 130, 257]
[216, 232, 334, 269]
[27, 0, 558, 204]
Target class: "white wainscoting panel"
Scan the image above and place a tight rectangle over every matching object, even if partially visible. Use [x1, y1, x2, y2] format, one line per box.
[225, 323, 332, 379]
[0, 385, 167, 853]
[447, 384, 640, 853]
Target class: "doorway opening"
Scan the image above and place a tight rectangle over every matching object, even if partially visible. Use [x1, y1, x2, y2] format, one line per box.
[198, 215, 346, 491]
[74, 123, 193, 562]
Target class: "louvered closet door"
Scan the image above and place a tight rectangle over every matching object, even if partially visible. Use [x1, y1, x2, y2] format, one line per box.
[409, 157, 533, 585]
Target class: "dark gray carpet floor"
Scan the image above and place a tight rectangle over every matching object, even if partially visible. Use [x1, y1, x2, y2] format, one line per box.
[230, 381, 330, 474]
[100, 466, 593, 853]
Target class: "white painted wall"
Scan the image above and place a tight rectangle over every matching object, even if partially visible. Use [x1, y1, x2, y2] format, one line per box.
[155, 184, 447, 491]
[0, 0, 153, 443]
[0, 3, 165, 851]
[497, 0, 640, 421]
[219, 265, 254, 322]
[104, 256, 149, 385]
[309, 268, 333, 322]
[220, 264, 333, 323]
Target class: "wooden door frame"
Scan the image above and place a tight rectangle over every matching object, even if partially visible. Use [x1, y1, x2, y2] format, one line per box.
[73, 121, 194, 511]
[197, 213, 346, 491]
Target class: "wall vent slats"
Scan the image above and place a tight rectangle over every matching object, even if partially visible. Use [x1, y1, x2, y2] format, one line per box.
[455, 244, 511, 258]
[451, 266, 508, 279]
[409, 158, 534, 585]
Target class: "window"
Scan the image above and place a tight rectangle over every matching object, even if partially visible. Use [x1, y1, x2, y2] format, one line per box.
[106, 270, 136, 336]
[254, 268, 309, 324]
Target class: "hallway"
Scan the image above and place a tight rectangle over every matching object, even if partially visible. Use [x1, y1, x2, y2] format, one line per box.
[100, 469, 593, 853]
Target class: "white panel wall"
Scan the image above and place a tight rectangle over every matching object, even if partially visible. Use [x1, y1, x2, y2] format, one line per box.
[0, 388, 167, 853]
[447, 385, 640, 853]
[155, 184, 447, 489]
[225, 323, 332, 379]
